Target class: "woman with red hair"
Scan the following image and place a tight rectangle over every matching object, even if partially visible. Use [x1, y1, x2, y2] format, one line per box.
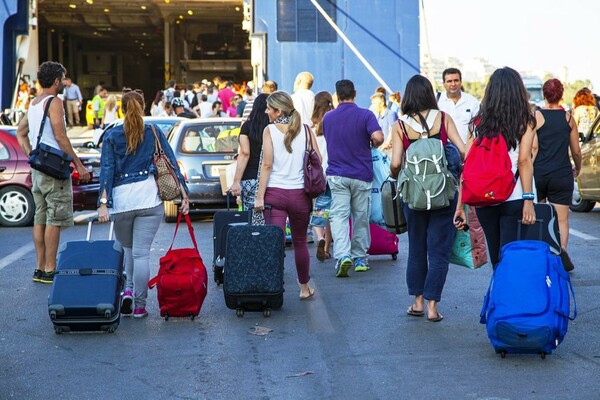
[572, 87, 599, 135]
[533, 79, 582, 271]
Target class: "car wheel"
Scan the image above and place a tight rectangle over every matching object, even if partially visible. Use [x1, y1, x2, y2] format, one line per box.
[0, 186, 35, 227]
[164, 200, 179, 223]
[570, 183, 596, 212]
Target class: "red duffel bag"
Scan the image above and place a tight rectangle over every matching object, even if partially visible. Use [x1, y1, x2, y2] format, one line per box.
[149, 212, 208, 320]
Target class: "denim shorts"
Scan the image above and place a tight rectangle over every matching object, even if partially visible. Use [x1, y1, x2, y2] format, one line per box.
[31, 169, 74, 226]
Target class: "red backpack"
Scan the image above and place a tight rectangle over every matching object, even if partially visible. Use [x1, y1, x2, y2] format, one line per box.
[461, 134, 518, 206]
[149, 213, 208, 320]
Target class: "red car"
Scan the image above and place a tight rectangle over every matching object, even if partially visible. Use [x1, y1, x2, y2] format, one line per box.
[0, 129, 100, 227]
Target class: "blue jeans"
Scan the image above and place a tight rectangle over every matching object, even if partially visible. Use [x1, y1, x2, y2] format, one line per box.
[327, 176, 371, 261]
[404, 197, 457, 302]
[112, 204, 164, 309]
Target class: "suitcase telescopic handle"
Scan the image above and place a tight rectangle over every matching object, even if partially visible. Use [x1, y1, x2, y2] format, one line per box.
[87, 216, 114, 241]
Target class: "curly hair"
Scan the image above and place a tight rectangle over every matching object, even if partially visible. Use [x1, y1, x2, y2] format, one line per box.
[471, 67, 536, 150]
[542, 79, 564, 104]
[37, 61, 66, 89]
[573, 88, 596, 108]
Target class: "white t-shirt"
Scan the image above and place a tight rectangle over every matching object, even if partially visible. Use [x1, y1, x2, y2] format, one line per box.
[505, 143, 536, 203]
[438, 91, 480, 144]
[198, 102, 213, 118]
[267, 124, 306, 189]
[315, 133, 328, 173]
[292, 89, 315, 126]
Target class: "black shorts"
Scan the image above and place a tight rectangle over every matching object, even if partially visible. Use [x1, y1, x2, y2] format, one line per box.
[535, 171, 574, 205]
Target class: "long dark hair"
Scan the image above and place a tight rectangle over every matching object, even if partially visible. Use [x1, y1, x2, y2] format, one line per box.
[240, 93, 269, 143]
[311, 91, 334, 136]
[400, 75, 438, 126]
[472, 67, 536, 150]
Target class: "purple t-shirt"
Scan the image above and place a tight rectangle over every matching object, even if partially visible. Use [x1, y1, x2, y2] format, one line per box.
[323, 102, 381, 182]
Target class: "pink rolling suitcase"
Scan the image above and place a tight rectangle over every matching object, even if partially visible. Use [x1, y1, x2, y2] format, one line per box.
[368, 223, 399, 260]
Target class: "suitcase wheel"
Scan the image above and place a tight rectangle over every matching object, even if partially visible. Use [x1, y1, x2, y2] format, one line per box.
[392, 253, 398, 261]
[54, 327, 63, 335]
[107, 326, 117, 333]
[263, 308, 271, 318]
[540, 352, 546, 359]
[236, 308, 244, 318]
[189, 313, 195, 321]
[164, 312, 169, 321]
[500, 350, 506, 358]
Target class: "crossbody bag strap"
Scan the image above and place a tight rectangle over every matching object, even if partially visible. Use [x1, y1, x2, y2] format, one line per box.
[34, 95, 54, 149]
[150, 124, 163, 155]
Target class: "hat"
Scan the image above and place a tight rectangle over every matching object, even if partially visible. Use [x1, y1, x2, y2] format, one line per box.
[172, 97, 184, 108]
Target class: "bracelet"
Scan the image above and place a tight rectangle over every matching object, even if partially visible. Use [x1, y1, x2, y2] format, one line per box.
[522, 192, 535, 200]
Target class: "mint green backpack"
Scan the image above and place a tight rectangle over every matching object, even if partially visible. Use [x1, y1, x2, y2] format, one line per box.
[398, 111, 457, 211]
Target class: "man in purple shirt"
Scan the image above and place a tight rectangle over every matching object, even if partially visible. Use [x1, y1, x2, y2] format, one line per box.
[323, 80, 384, 277]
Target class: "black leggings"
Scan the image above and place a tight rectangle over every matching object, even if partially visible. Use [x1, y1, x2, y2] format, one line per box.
[475, 200, 524, 267]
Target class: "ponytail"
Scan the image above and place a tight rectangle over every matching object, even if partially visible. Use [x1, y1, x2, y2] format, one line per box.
[284, 109, 302, 153]
[122, 91, 145, 154]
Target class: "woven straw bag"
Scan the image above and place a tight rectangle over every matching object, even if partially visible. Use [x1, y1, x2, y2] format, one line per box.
[151, 125, 182, 201]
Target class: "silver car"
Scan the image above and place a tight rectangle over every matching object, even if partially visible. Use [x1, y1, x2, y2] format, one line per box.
[164, 118, 242, 221]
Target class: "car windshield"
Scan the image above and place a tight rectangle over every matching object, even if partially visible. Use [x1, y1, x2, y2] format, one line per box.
[154, 122, 177, 136]
[180, 123, 240, 153]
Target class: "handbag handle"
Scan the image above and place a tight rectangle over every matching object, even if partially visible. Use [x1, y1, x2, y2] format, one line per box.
[34, 95, 54, 150]
[168, 212, 198, 252]
[150, 124, 164, 156]
[304, 124, 314, 153]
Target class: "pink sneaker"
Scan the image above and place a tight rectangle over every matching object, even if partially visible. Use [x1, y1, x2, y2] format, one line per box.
[121, 291, 133, 316]
[133, 308, 148, 318]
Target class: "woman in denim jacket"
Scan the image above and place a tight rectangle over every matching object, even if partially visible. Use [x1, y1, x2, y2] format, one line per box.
[98, 89, 189, 318]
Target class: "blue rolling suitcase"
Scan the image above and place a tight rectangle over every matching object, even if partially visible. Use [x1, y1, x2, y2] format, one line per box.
[480, 238, 577, 358]
[48, 218, 124, 334]
[223, 223, 285, 317]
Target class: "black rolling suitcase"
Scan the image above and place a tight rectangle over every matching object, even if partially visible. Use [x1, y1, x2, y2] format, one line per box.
[212, 205, 249, 285]
[48, 218, 124, 334]
[223, 221, 285, 318]
[501, 202, 562, 255]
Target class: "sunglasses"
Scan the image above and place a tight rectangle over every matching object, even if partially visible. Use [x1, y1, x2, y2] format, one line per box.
[123, 88, 144, 95]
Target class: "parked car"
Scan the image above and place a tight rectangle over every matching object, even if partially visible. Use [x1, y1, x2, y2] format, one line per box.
[88, 116, 186, 148]
[163, 118, 242, 221]
[571, 115, 600, 212]
[0, 129, 101, 227]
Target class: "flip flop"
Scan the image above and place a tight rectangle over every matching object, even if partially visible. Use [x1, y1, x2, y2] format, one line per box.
[299, 287, 315, 301]
[407, 306, 424, 317]
[427, 312, 444, 322]
[316, 239, 326, 262]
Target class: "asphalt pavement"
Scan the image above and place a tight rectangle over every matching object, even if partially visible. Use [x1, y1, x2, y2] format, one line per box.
[1, 209, 599, 400]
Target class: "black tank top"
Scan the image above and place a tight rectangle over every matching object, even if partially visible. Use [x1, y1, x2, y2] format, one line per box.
[534, 109, 572, 176]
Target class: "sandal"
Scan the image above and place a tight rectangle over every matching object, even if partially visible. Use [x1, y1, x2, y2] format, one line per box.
[427, 312, 444, 322]
[316, 239, 326, 262]
[299, 287, 315, 300]
[407, 306, 424, 317]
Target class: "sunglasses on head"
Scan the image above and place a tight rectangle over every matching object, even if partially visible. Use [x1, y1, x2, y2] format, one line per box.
[123, 88, 144, 95]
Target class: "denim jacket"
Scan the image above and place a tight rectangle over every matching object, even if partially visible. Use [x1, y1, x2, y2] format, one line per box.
[98, 123, 188, 208]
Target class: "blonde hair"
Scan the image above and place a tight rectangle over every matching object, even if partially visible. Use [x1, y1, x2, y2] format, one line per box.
[122, 91, 145, 154]
[267, 91, 301, 153]
[105, 95, 117, 112]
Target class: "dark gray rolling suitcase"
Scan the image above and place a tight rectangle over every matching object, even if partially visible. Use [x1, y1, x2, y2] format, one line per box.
[223, 223, 285, 317]
[212, 208, 249, 285]
[500, 202, 561, 255]
[48, 218, 124, 334]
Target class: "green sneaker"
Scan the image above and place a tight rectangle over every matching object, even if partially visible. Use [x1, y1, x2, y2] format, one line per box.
[32, 269, 43, 283]
[336, 256, 353, 278]
[354, 259, 370, 272]
[39, 270, 56, 284]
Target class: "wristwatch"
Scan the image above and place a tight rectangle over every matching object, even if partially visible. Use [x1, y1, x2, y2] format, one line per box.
[99, 198, 108, 205]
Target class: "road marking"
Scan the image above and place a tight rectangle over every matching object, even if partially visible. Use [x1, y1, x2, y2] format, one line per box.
[569, 228, 598, 241]
[0, 243, 35, 272]
[305, 280, 335, 334]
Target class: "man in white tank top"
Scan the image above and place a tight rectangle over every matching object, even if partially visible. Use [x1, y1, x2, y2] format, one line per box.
[16, 61, 90, 284]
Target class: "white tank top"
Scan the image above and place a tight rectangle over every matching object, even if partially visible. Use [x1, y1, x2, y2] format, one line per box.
[267, 124, 306, 190]
[103, 107, 118, 124]
[27, 96, 61, 150]
[505, 143, 536, 202]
